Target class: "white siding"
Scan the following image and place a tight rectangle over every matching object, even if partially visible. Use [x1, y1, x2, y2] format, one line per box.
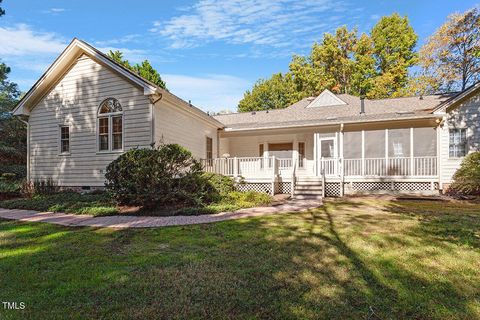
[154, 100, 218, 159]
[29, 55, 152, 186]
[439, 93, 480, 184]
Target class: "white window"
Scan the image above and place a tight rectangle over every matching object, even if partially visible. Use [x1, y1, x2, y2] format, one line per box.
[98, 98, 123, 152]
[392, 142, 404, 157]
[449, 129, 467, 158]
[60, 126, 70, 154]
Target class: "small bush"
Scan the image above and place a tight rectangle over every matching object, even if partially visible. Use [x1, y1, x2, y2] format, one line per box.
[1, 172, 17, 181]
[105, 144, 217, 208]
[450, 152, 480, 195]
[0, 165, 26, 178]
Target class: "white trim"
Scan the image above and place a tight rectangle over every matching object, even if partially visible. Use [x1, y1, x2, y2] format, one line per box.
[307, 89, 347, 108]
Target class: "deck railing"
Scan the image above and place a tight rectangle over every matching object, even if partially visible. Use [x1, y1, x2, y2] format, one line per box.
[201, 156, 438, 178]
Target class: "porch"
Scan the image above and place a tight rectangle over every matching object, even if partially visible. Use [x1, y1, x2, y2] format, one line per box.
[204, 122, 440, 196]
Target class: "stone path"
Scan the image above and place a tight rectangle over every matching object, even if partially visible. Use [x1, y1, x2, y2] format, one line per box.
[0, 200, 321, 229]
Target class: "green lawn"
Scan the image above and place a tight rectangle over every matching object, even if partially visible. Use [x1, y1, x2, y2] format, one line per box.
[0, 191, 272, 216]
[0, 197, 479, 319]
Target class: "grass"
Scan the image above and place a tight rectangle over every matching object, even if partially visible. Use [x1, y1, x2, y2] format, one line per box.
[0, 191, 272, 216]
[0, 196, 479, 319]
[0, 192, 119, 216]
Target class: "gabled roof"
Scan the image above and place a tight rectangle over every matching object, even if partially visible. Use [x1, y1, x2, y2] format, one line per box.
[13, 38, 223, 128]
[433, 81, 480, 113]
[307, 89, 347, 108]
[214, 92, 455, 131]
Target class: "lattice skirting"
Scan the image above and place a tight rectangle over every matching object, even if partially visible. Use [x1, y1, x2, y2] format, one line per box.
[325, 182, 341, 197]
[350, 181, 437, 192]
[236, 182, 272, 194]
[276, 182, 292, 194]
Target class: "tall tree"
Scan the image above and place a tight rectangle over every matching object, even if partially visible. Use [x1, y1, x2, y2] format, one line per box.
[238, 73, 295, 112]
[418, 8, 480, 91]
[351, 33, 377, 96]
[370, 13, 418, 98]
[107, 50, 167, 89]
[310, 26, 357, 94]
[0, 2, 26, 165]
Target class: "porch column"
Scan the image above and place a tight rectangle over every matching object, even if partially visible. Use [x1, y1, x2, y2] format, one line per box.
[293, 135, 299, 168]
[313, 133, 318, 176]
[410, 127, 414, 176]
[385, 129, 389, 176]
[361, 130, 365, 176]
[339, 126, 344, 196]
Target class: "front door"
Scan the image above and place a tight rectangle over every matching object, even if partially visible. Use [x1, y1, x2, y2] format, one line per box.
[320, 138, 335, 158]
[317, 137, 337, 176]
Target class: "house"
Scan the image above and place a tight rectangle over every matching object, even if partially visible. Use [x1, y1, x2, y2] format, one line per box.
[13, 39, 480, 197]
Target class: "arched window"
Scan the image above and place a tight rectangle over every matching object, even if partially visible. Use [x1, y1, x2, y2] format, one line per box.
[98, 98, 123, 151]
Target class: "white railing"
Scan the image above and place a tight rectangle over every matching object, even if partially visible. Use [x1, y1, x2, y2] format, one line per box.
[278, 158, 293, 170]
[319, 158, 337, 176]
[202, 156, 437, 178]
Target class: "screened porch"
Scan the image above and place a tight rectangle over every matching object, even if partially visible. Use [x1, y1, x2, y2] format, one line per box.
[202, 126, 438, 180]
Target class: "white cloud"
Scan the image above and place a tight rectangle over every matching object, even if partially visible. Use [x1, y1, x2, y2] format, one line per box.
[44, 8, 66, 14]
[163, 74, 251, 112]
[0, 24, 67, 56]
[152, 0, 351, 49]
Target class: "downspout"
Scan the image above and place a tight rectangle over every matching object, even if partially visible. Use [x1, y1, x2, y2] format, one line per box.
[18, 117, 30, 182]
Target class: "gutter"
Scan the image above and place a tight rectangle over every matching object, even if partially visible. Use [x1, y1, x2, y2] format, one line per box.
[222, 114, 442, 132]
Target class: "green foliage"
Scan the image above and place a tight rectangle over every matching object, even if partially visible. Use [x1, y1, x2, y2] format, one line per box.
[0, 164, 26, 177]
[107, 50, 167, 89]
[1, 172, 16, 181]
[0, 191, 117, 216]
[450, 152, 480, 195]
[0, 0, 4, 17]
[0, 61, 25, 164]
[105, 144, 214, 208]
[201, 172, 235, 196]
[417, 8, 480, 92]
[173, 191, 272, 216]
[238, 13, 419, 111]
[238, 73, 296, 112]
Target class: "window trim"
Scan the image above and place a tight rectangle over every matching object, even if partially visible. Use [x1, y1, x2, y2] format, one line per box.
[96, 98, 124, 154]
[59, 125, 70, 156]
[206, 136, 213, 160]
[449, 128, 467, 158]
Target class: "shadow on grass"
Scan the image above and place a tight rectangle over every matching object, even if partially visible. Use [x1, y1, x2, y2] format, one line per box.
[0, 197, 479, 319]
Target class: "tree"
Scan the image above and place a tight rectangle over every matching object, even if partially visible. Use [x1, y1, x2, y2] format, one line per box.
[107, 50, 167, 89]
[0, 1, 26, 166]
[238, 73, 296, 112]
[310, 26, 357, 94]
[0, 0, 5, 17]
[418, 8, 480, 92]
[370, 13, 418, 97]
[351, 33, 377, 96]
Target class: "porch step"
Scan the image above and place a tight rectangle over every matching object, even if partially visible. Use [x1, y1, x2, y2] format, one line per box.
[297, 177, 322, 182]
[294, 190, 323, 195]
[292, 194, 323, 200]
[294, 185, 323, 191]
[296, 181, 323, 186]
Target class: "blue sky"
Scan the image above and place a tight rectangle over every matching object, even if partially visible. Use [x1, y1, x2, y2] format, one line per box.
[1, 0, 478, 112]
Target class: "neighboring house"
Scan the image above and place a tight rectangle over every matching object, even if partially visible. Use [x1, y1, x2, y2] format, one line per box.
[13, 39, 480, 197]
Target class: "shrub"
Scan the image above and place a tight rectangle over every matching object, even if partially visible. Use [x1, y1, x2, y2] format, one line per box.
[201, 172, 235, 196]
[1, 172, 17, 181]
[105, 144, 217, 208]
[450, 152, 480, 195]
[0, 165, 26, 178]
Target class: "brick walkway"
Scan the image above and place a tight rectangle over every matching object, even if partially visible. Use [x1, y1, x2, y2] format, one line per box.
[0, 200, 321, 228]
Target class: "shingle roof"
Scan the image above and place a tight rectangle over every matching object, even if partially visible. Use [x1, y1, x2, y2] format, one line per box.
[214, 91, 456, 130]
